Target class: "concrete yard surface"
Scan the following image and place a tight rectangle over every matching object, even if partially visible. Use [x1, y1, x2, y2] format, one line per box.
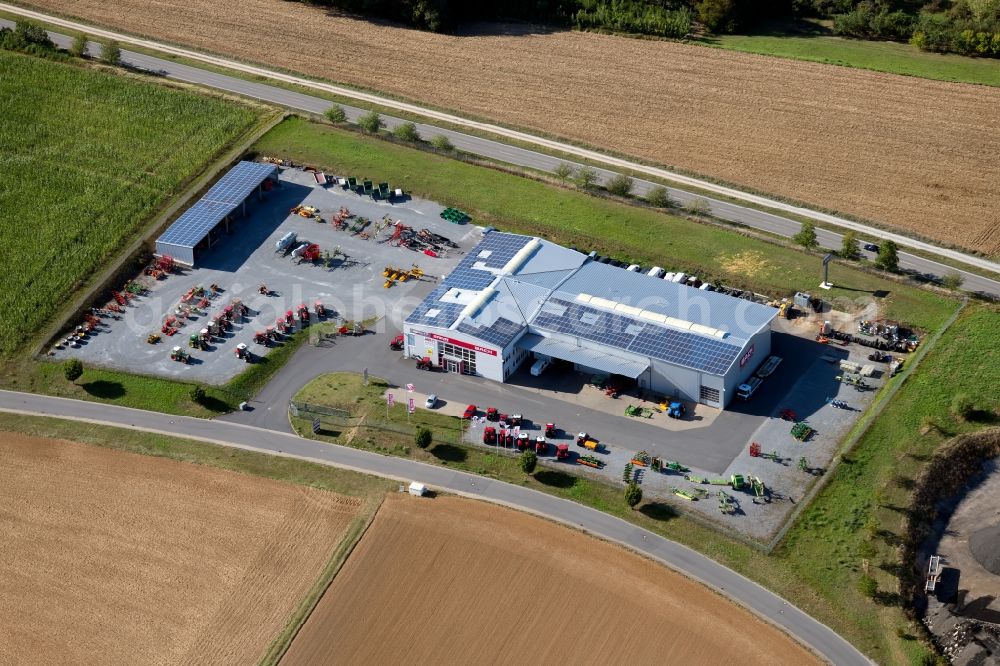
[51, 166, 477, 383]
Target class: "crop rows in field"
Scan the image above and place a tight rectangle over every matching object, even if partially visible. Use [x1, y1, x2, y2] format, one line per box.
[0, 432, 361, 664]
[30, 0, 1000, 255]
[0, 52, 258, 356]
[282, 495, 818, 664]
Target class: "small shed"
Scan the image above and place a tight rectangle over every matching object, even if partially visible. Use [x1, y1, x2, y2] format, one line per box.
[408, 482, 426, 497]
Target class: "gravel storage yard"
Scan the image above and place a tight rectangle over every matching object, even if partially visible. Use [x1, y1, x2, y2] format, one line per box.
[31, 0, 1000, 255]
[282, 494, 820, 665]
[0, 432, 361, 665]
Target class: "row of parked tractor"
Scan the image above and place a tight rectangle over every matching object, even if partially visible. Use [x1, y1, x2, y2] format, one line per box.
[462, 405, 608, 467]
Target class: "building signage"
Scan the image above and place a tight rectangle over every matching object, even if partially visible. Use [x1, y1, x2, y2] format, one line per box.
[739, 344, 755, 368]
[426, 332, 498, 356]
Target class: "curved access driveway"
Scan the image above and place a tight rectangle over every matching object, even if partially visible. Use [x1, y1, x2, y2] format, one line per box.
[3, 3, 999, 297]
[0, 389, 868, 665]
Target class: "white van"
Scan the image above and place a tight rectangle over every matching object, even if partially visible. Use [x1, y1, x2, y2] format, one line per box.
[672, 272, 687, 283]
[663, 272, 675, 281]
[408, 482, 427, 497]
[626, 264, 641, 272]
[646, 266, 665, 279]
[530, 357, 551, 376]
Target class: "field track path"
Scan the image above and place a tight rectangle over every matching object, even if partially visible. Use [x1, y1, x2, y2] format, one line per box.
[0, 389, 871, 666]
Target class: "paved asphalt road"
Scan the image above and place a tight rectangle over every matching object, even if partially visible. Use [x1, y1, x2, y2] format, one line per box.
[3, 8, 998, 297]
[0, 388, 869, 665]
[218, 331, 773, 474]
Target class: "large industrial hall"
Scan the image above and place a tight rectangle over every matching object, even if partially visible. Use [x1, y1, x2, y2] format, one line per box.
[404, 231, 778, 409]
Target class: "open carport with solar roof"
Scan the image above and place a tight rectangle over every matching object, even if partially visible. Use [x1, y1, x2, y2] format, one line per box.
[155, 161, 279, 266]
[404, 231, 778, 409]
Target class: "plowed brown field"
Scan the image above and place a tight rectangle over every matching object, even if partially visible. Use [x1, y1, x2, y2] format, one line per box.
[31, 0, 1000, 254]
[282, 494, 819, 664]
[0, 432, 362, 665]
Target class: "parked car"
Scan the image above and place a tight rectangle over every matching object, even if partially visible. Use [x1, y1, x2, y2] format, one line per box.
[462, 404, 477, 419]
[425, 394, 438, 409]
[530, 357, 551, 376]
[863, 242, 880, 253]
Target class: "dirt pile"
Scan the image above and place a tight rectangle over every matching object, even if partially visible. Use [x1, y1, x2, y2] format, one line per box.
[970, 523, 1000, 575]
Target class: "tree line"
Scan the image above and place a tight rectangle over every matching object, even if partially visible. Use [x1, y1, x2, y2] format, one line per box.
[295, 0, 1000, 57]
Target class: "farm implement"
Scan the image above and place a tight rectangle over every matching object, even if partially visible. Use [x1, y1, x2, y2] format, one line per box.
[577, 455, 603, 469]
[624, 405, 654, 418]
[718, 491, 737, 514]
[790, 422, 814, 441]
[383, 265, 424, 288]
[440, 207, 469, 224]
[630, 451, 650, 467]
[291, 204, 320, 220]
[380, 221, 457, 254]
[662, 460, 689, 474]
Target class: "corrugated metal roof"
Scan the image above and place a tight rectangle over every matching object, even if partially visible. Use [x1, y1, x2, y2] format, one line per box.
[518, 334, 649, 378]
[515, 240, 587, 275]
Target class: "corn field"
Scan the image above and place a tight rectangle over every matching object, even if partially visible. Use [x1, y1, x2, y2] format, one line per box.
[0, 52, 258, 357]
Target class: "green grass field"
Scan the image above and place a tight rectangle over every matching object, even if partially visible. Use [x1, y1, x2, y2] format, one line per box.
[699, 27, 1000, 87]
[255, 117, 955, 332]
[0, 52, 259, 357]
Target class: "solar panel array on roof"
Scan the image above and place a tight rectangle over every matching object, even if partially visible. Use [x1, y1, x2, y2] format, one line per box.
[156, 161, 276, 251]
[405, 285, 466, 329]
[202, 161, 278, 206]
[157, 200, 235, 248]
[472, 232, 534, 269]
[532, 298, 741, 375]
[456, 317, 525, 348]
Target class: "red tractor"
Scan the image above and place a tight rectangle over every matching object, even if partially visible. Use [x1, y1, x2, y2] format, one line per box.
[253, 331, 269, 346]
[545, 423, 557, 437]
[389, 334, 404, 351]
[462, 404, 477, 419]
[517, 433, 530, 450]
[486, 407, 499, 422]
[483, 426, 497, 445]
[314, 301, 326, 318]
[297, 304, 310, 323]
[415, 356, 434, 371]
[504, 431, 514, 447]
[509, 414, 523, 427]
[556, 444, 570, 460]
[284, 310, 294, 326]
[299, 243, 321, 263]
[499, 413, 510, 424]
[234, 343, 253, 363]
[535, 436, 547, 455]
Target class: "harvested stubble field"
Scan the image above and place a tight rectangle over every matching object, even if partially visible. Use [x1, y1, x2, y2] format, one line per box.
[0, 51, 258, 357]
[33, 0, 1000, 255]
[282, 494, 819, 665]
[0, 432, 361, 665]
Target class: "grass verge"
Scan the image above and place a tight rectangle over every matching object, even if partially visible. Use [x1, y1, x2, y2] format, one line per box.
[255, 117, 957, 332]
[1, 321, 341, 417]
[259, 495, 384, 666]
[698, 24, 1000, 88]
